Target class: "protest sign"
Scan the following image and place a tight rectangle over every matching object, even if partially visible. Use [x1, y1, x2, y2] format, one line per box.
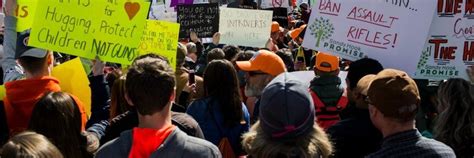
[16, 0, 38, 32]
[170, 0, 193, 8]
[29, 0, 150, 65]
[219, 8, 272, 48]
[414, 0, 474, 80]
[269, 7, 288, 28]
[149, 0, 178, 22]
[302, 0, 436, 76]
[0, 85, 5, 100]
[138, 20, 180, 70]
[51, 58, 91, 116]
[260, 0, 290, 9]
[177, 3, 219, 38]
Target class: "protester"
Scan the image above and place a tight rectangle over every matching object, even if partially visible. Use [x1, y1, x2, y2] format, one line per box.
[196, 32, 221, 76]
[109, 76, 130, 119]
[275, 48, 295, 72]
[327, 75, 382, 158]
[175, 43, 204, 109]
[366, 69, 456, 157]
[235, 50, 286, 122]
[231, 50, 255, 114]
[341, 58, 384, 119]
[309, 52, 347, 130]
[242, 72, 333, 158]
[434, 78, 474, 157]
[207, 48, 225, 63]
[0, 1, 87, 143]
[222, 45, 240, 61]
[1, 131, 63, 158]
[96, 54, 220, 157]
[299, 3, 311, 24]
[29, 91, 95, 158]
[186, 60, 250, 156]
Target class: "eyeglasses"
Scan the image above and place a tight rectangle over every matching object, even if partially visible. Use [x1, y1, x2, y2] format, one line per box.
[247, 71, 267, 77]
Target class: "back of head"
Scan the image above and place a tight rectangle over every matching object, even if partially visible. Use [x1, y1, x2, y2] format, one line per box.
[204, 60, 243, 126]
[367, 69, 420, 123]
[207, 48, 225, 63]
[29, 92, 86, 158]
[1, 131, 63, 158]
[347, 58, 384, 90]
[275, 49, 295, 72]
[314, 52, 339, 76]
[16, 30, 51, 76]
[177, 42, 187, 68]
[126, 54, 175, 115]
[434, 78, 474, 154]
[186, 42, 197, 54]
[223, 45, 241, 61]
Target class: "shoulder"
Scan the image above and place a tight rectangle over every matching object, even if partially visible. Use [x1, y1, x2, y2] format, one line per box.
[96, 130, 132, 158]
[181, 132, 221, 158]
[418, 137, 456, 157]
[187, 98, 210, 111]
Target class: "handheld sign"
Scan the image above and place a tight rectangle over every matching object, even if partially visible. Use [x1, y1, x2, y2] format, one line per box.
[269, 7, 288, 28]
[138, 20, 180, 71]
[414, 0, 474, 80]
[16, 0, 38, 32]
[29, 0, 150, 65]
[177, 3, 219, 38]
[302, 0, 436, 76]
[219, 8, 273, 48]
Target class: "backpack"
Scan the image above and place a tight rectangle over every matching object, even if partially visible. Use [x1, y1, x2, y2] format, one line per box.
[309, 89, 348, 129]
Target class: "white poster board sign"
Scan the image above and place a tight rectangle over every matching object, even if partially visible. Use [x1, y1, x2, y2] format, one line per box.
[414, 0, 474, 80]
[219, 8, 273, 48]
[260, 0, 290, 9]
[302, 0, 436, 76]
[149, 0, 177, 22]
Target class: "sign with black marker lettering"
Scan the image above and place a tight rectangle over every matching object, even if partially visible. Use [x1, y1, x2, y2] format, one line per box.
[177, 3, 219, 38]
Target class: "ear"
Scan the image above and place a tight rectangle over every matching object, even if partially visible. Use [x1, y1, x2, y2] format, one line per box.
[169, 89, 176, 102]
[368, 104, 377, 118]
[124, 92, 134, 106]
[47, 51, 54, 65]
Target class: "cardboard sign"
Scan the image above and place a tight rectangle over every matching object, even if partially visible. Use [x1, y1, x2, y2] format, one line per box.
[260, 0, 290, 9]
[16, 0, 38, 32]
[270, 7, 288, 28]
[51, 58, 92, 116]
[219, 8, 272, 48]
[302, 0, 436, 76]
[138, 20, 180, 70]
[177, 3, 219, 38]
[29, 0, 150, 65]
[414, 0, 474, 80]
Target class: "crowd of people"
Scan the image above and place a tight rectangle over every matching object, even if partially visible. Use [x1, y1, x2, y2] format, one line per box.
[0, 0, 473, 157]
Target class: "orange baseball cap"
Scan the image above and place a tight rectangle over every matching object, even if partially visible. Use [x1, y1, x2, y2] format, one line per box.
[236, 50, 286, 76]
[271, 21, 280, 33]
[315, 52, 339, 72]
[289, 24, 306, 40]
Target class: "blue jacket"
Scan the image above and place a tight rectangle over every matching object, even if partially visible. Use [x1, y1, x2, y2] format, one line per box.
[186, 97, 250, 155]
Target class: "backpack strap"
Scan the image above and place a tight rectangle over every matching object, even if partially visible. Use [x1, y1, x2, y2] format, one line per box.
[309, 89, 348, 116]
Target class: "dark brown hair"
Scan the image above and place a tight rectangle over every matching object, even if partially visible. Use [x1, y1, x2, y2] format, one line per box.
[207, 48, 225, 63]
[29, 92, 90, 158]
[126, 54, 175, 115]
[1, 131, 63, 158]
[110, 76, 132, 119]
[17, 55, 49, 74]
[204, 60, 243, 126]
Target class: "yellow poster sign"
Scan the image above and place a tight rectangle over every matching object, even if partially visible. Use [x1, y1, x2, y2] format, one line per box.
[138, 20, 180, 70]
[16, 0, 38, 32]
[51, 58, 92, 116]
[29, 0, 150, 65]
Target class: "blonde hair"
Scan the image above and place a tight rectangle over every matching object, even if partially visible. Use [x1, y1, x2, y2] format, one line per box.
[242, 122, 333, 158]
[1, 131, 63, 158]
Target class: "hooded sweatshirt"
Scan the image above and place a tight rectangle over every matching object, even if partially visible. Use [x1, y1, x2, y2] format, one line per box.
[3, 76, 87, 136]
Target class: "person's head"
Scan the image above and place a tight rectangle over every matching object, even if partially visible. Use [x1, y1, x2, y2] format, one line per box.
[29, 92, 89, 158]
[367, 69, 420, 134]
[236, 50, 286, 97]
[1, 131, 63, 158]
[125, 54, 175, 116]
[352, 74, 376, 109]
[271, 21, 282, 40]
[203, 60, 243, 126]
[289, 25, 306, 44]
[222, 45, 241, 61]
[207, 48, 225, 63]
[313, 52, 340, 76]
[176, 42, 188, 68]
[434, 78, 474, 154]
[186, 42, 198, 62]
[242, 73, 333, 158]
[299, 3, 309, 12]
[346, 58, 383, 102]
[110, 75, 133, 119]
[16, 30, 54, 78]
[275, 49, 295, 72]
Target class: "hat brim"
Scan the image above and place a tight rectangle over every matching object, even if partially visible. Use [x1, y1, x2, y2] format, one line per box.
[20, 48, 48, 58]
[236, 61, 259, 72]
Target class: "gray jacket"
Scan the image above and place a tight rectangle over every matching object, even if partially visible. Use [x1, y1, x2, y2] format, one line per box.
[95, 128, 222, 158]
[2, 16, 24, 83]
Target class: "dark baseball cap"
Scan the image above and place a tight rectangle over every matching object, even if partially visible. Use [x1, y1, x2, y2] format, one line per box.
[259, 72, 315, 139]
[15, 30, 48, 59]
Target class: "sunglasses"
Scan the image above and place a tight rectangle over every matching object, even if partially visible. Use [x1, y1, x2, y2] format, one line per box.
[247, 71, 267, 77]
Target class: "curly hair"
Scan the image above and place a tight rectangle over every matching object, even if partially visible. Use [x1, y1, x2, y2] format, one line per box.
[434, 78, 474, 157]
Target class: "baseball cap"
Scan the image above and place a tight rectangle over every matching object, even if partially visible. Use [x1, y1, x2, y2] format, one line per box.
[367, 69, 420, 119]
[15, 30, 48, 59]
[315, 52, 339, 72]
[259, 72, 315, 139]
[354, 74, 376, 96]
[271, 21, 280, 33]
[289, 25, 306, 40]
[236, 50, 286, 76]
